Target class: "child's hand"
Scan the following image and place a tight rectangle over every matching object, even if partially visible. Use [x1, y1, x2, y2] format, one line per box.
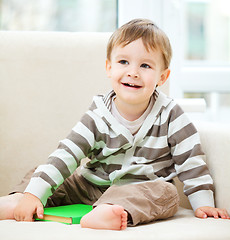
[14, 192, 44, 221]
[195, 206, 230, 219]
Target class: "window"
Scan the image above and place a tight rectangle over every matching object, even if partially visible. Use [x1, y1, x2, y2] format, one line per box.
[184, 0, 230, 64]
[181, 0, 230, 122]
[118, 0, 230, 123]
[0, 0, 117, 32]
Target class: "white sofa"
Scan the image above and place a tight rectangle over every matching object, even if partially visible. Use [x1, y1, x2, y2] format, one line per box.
[0, 31, 230, 240]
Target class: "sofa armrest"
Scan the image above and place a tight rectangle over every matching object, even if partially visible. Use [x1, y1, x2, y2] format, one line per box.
[194, 121, 230, 214]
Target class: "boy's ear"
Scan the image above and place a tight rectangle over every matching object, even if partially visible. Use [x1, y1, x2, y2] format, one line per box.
[105, 59, 112, 78]
[157, 69, 170, 87]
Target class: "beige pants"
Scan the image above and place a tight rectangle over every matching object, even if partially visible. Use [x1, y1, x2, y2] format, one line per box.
[13, 168, 180, 226]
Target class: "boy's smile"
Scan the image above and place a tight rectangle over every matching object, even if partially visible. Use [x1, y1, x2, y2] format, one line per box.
[106, 38, 170, 120]
[121, 83, 141, 89]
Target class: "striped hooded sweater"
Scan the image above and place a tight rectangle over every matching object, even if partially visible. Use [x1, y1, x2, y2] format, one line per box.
[25, 90, 214, 211]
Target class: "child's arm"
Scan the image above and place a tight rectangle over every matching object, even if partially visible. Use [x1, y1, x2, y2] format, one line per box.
[23, 113, 95, 207]
[168, 106, 214, 210]
[14, 192, 43, 221]
[195, 206, 230, 219]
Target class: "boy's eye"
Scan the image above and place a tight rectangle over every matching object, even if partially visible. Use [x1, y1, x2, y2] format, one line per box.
[119, 60, 129, 65]
[141, 63, 151, 69]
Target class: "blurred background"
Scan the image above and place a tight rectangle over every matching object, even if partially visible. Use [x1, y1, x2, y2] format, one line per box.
[0, 0, 229, 123]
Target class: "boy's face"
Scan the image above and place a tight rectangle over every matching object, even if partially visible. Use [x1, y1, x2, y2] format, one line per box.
[106, 38, 170, 110]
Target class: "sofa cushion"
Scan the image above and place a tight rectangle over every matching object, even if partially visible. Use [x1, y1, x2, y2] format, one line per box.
[0, 208, 229, 240]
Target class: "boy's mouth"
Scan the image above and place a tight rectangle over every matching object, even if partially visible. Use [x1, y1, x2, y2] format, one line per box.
[122, 83, 141, 89]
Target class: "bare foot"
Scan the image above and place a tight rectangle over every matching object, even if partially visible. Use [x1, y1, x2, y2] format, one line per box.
[80, 204, 128, 230]
[0, 193, 23, 220]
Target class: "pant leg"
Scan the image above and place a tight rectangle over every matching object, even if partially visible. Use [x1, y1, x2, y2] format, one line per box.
[46, 172, 106, 207]
[94, 180, 180, 226]
[11, 167, 106, 207]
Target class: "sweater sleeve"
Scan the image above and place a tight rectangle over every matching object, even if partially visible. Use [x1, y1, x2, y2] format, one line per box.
[24, 112, 95, 206]
[167, 104, 215, 211]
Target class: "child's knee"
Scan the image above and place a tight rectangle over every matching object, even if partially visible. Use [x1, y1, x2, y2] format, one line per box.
[165, 181, 179, 200]
[156, 181, 180, 219]
[162, 181, 179, 204]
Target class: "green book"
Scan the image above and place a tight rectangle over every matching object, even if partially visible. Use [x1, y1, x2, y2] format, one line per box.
[35, 204, 93, 225]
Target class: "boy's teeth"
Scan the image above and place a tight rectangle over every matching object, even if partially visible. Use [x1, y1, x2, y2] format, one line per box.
[124, 83, 135, 87]
[123, 83, 141, 88]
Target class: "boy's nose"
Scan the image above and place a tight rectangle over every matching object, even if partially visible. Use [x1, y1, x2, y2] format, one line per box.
[127, 67, 139, 79]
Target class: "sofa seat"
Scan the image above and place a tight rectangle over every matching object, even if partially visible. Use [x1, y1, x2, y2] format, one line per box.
[1, 208, 230, 240]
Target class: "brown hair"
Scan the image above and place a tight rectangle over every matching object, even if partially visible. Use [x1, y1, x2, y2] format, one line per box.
[107, 19, 172, 69]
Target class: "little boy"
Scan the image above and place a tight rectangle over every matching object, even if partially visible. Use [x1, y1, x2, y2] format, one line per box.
[0, 19, 229, 230]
